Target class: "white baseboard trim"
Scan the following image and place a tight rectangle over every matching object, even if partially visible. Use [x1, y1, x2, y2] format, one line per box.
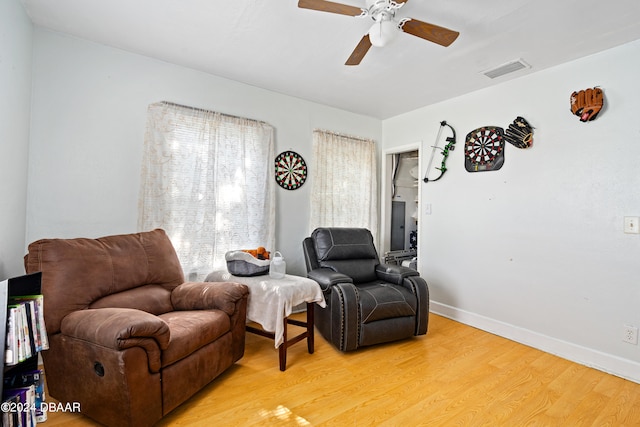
[430, 301, 640, 384]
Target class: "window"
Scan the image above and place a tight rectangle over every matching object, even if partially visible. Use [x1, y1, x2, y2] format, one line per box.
[138, 102, 275, 279]
[309, 129, 378, 244]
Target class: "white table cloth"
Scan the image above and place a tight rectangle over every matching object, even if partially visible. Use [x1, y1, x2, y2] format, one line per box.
[205, 271, 326, 347]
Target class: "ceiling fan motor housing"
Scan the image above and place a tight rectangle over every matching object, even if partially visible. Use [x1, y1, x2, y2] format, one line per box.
[365, 0, 403, 21]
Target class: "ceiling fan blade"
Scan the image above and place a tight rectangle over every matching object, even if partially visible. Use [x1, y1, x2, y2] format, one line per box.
[345, 35, 372, 66]
[401, 18, 459, 47]
[298, 0, 364, 17]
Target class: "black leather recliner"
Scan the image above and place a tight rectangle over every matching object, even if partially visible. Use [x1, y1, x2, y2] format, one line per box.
[303, 227, 429, 351]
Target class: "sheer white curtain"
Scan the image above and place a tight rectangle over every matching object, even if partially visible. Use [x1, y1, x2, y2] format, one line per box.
[309, 129, 378, 245]
[138, 102, 275, 280]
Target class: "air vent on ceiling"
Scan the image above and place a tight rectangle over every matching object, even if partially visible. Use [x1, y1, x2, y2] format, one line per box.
[482, 59, 530, 79]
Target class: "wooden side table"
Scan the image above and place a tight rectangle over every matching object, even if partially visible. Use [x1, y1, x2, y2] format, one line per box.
[205, 271, 326, 371]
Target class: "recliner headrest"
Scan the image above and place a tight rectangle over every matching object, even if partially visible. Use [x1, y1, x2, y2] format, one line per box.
[312, 228, 378, 261]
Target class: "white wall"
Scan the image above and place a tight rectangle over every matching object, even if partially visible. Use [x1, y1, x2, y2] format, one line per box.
[382, 40, 640, 382]
[0, 0, 33, 279]
[21, 15, 640, 382]
[26, 29, 381, 276]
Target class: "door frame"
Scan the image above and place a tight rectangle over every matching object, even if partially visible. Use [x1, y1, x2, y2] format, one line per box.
[380, 141, 422, 272]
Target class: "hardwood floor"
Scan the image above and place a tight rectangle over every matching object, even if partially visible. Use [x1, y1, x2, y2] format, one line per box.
[44, 313, 640, 426]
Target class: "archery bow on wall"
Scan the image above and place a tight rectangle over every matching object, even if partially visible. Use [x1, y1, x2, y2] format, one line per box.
[423, 121, 457, 183]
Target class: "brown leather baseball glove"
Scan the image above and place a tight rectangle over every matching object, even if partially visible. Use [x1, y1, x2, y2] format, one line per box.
[571, 87, 603, 122]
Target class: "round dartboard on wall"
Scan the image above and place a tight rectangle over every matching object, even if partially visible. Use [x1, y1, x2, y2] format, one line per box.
[274, 151, 307, 190]
[464, 126, 505, 172]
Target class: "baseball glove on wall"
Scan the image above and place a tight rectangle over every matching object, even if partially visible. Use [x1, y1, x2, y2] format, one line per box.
[570, 87, 604, 122]
[504, 116, 533, 149]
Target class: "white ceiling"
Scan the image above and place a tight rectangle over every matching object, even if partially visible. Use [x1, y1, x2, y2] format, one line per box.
[21, 0, 640, 119]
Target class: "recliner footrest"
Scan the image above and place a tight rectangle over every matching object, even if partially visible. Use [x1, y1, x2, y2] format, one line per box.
[357, 282, 417, 324]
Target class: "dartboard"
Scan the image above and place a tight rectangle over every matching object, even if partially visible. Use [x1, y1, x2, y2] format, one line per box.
[464, 126, 505, 172]
[275, 151, 307, 190]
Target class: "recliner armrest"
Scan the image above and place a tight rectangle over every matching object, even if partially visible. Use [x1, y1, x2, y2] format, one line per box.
[61, 308, 171, 349]
[171, 281, 249, 316]
[375, 263, 419, 285]
[60, 308, 170, 372]
[308, 268, 353, 292]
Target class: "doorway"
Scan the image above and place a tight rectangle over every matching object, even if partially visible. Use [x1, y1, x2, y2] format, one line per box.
[380, 143, 421, 270]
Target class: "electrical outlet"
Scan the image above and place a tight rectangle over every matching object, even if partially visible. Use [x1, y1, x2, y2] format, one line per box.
[623, 325, 638, 345]
[624, 217, 640, 234]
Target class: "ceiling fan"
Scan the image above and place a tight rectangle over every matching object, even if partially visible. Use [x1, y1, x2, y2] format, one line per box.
[298, 0, 459, 65]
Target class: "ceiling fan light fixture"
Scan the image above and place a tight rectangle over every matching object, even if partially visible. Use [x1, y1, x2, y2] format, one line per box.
[369, 19, 398, 47]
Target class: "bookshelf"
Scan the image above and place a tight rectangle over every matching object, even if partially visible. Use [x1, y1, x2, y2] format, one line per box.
[1, 272, 44, 424]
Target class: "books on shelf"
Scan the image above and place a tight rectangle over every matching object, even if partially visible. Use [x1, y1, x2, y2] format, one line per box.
[4, 295, 48, 366]
[2, 383, 38, 427]
[3, 368, 47, 424]
[2, 273, 48, 426]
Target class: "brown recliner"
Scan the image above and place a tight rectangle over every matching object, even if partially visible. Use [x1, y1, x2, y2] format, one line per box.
[24, 229, 249, 427]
